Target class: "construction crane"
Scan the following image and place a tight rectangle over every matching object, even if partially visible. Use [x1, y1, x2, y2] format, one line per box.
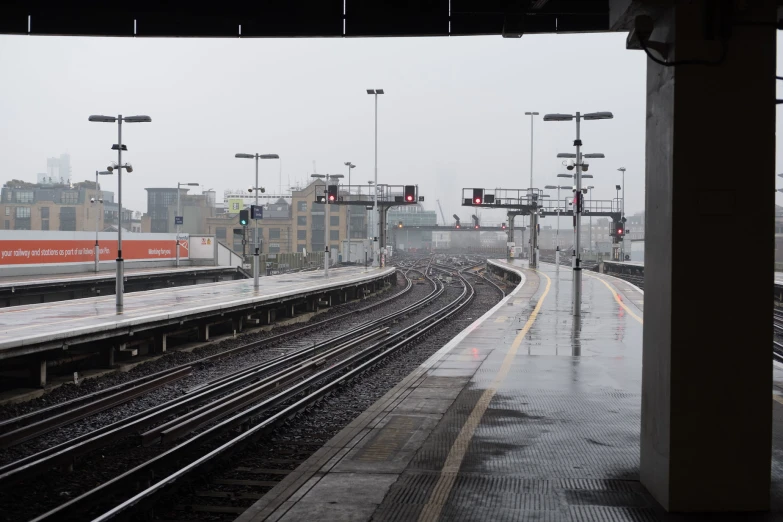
[436, 199, 447, 226]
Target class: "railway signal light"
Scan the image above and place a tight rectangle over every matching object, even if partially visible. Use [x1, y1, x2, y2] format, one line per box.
[316, 195, 326, 203]
[472, 188, 483, 205]
[239, 209, 249, 226]
[404, 185, 416, 202]
[501, 223, 507, 230]
[327, 185, 338, 202]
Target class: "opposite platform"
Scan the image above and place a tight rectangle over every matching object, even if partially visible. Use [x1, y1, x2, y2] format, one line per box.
[240, 260, 783, 522]
[0, 266, 395, 359]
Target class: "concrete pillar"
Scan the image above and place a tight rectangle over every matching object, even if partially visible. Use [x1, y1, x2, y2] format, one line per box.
[105, 346, 115, 367]
[31, 359, 46, 388]
[153, 333, 167, 354]
[232, 316, 243, 334]
[198, 323, 210, 342]
[637, 1, 774, 512]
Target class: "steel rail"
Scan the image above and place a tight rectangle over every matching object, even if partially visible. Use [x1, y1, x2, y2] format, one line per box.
[33, 271, 470, 522]
[0, 271, 434, 488]
[0, 367, 192, 448]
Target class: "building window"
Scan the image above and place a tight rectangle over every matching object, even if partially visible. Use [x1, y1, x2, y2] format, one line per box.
[297, 201, 307, 212]
[216, 227, 226, 240]
[41, 219, 49, 231]
[297, 216, 307, 226]
[4, 220, 9, 229]
[330, 215, 339, 226]
[297, 230, 307, 240]
[15, 191, 33, 203]
[4, 207, 9, 216]
[268, 244, 281, 254]
[41, 207, 49, 219]
[59, 207, 76, 231]
[330, 230, 340, 241]
[61, 191, 78, 205]
[297, 243, 306, 253]
[15, 207, 30, 218]
[269, 228, 281, 239]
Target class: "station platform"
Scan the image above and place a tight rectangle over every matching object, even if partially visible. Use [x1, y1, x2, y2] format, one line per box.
[0, 265, 247, 308]
[239, 260, 783, 522]
[0, 266, 395, 362]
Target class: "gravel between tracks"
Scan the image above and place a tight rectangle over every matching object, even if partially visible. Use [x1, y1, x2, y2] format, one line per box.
[0, 270, 447, 522]
[148, 272, 508, 521]
[0, 272, 419, 463]
[0, 264, 511, 522]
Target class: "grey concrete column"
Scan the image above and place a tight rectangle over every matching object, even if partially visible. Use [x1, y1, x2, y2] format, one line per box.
[639, 2, 774, 512]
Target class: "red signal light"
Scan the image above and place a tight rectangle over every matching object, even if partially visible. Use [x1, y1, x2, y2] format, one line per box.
[474, 225, 479, 229]
[329, 195, 335, 201]
[474, 197, 481, 204]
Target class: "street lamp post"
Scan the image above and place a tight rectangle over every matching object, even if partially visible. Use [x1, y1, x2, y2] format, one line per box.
[89, 114, 151, 313]
[235, 153, 279, 289]
[93, 170, 112, 273]
[525, 112, 539, 268]
[176, 182, 200, 268]
[344, 162, 355, 263]
[367, 89, 384, 267]
[311, 173, 344, 277]
[544, 111, 613, 317]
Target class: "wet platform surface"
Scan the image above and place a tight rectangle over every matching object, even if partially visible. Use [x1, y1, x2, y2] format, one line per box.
[0, 265, 239, 288]
[0, 266, 394, 354]
[241, 260, 783, 522]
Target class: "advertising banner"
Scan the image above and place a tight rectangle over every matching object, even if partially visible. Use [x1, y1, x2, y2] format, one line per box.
[0, 234, 187, 266]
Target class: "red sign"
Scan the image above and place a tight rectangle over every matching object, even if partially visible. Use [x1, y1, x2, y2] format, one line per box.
[0, 239, 188, 266]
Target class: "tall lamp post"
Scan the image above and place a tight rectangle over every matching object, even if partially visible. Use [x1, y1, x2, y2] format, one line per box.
[544, 111, 613, 317]
[92, 170, 112, 273]
[311, 173, 344, 277]
[344, 162, 355, 263]
[367, 89, 384, 267]
[176, 182, 200, 268]
[235, 153, 279, 289]
[89, 114, 151, 313]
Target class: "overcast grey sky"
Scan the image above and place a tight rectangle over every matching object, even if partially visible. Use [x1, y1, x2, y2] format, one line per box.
[1, 33, 781, 225]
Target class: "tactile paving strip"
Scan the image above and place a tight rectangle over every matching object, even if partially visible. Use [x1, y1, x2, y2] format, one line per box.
[372, 472, 656, 522]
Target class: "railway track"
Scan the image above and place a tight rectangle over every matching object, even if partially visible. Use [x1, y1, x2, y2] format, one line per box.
[0, 271, 416, 451]
[17, 261, 475, 521]
[0, 260, 487, 521]
[153, 258, 504, 521]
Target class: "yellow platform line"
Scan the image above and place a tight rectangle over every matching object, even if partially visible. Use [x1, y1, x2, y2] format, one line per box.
[589, 276, 783, 407]
[417, 269, 551, 522]
[588, 274, 643, 325]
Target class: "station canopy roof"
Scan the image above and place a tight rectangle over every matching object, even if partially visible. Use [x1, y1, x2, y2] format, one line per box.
[0, 1, 611, 38]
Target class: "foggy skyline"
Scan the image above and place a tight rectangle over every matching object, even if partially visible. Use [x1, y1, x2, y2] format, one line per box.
[1, 33, 782, 225]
